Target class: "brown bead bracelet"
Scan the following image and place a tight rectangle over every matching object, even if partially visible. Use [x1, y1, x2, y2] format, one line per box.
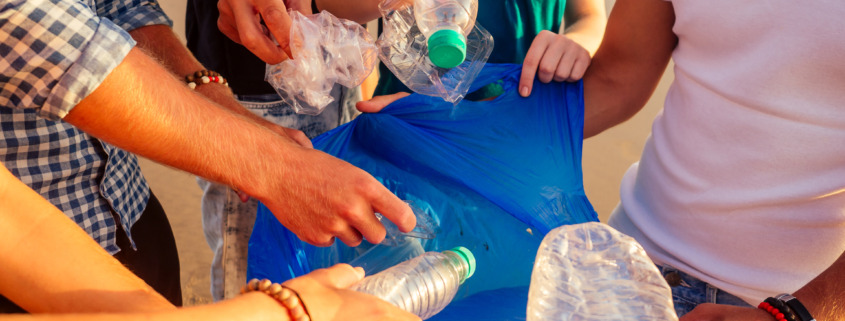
[185, 69, 228, 90]
[241, 278, 312, 321]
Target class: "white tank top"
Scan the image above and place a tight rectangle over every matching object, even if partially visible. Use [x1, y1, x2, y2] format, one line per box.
[612, 0, 845, 304]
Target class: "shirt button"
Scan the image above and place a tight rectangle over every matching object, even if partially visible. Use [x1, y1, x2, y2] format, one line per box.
[664, 271, 682, 287]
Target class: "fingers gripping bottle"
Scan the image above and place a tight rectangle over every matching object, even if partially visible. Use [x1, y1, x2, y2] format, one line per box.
[351, 247, 476, 320]
[413, 0, 479, 68]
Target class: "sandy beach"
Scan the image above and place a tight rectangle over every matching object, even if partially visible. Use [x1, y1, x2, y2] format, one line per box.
[150, 0, 672, 305]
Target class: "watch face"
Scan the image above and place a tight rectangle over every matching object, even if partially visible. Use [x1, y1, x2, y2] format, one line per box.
[775, 293, 795, 301]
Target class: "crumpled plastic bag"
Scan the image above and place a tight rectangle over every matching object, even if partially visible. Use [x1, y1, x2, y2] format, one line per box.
[265, 10, 377, 115]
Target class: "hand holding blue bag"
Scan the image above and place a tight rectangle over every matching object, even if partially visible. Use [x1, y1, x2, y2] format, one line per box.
[248, 63, 597, 319]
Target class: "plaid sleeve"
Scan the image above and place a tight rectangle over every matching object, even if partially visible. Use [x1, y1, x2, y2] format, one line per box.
[93, 0, 173, 32]
[0, 0, 135, 120]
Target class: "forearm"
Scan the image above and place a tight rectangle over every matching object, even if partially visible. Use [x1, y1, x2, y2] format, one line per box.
[0, 293, 288, 321]
[562, 0, 607, 56]
[562, 15, 606, 56]
[792, 250, 845, 320]
[582, 0, 675, 138]
[128, 25, 280, 130]
[64, 47, 302, 202]
[0, 167, 174, 313]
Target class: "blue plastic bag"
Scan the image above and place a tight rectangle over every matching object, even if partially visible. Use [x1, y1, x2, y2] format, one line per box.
[247, 63, 597, 313]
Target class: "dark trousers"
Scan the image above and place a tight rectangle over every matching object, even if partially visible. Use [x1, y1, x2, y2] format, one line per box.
[0, 191, 182, 313]
[113, 192, 183, 306]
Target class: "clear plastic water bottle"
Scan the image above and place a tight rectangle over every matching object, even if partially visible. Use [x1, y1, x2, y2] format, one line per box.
[376, 0, 493, 103]
[351, 246, 476, 320]
[527, 222, 678, 321]
[413, 0, 479, 68]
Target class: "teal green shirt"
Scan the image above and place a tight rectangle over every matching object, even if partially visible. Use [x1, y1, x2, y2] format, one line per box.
[374, 0, 566, 96]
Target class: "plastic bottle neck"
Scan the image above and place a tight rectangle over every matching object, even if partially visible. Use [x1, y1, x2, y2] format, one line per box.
[442, 251, 470, 284]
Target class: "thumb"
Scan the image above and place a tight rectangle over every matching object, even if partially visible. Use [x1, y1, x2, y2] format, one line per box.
[356, 92, 410, 113]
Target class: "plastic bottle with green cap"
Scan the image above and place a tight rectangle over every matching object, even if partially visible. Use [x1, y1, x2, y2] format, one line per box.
[351, 246, 476, 319]
[414, 0, 478, 69]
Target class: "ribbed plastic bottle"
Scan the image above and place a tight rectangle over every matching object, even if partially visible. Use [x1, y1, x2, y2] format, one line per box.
[527, 222, 678, 321]
[413, 0, 478, 68]
[351, 246, 476, 320]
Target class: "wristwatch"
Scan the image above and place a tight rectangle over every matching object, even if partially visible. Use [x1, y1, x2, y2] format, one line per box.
[774, 293, 816, 321]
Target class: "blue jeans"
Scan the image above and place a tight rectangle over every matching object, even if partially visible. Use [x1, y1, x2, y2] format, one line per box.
[232, 88, 359, 138]
[658, 265, 753, 317]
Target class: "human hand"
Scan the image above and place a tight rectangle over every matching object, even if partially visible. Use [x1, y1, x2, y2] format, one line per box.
[217, 0, 293, 64]
[232, 124, 312, 203]
[679, 303, 773, 321]
[356, 92, 411, 113]
[519, 30, 591, 97]
[256, 145, 415, 246]
[272, 125, 313, 149]
[284, 264, 422, 321]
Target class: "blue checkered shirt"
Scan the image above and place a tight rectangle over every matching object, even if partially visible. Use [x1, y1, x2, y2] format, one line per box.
[1, 0, 172, 254]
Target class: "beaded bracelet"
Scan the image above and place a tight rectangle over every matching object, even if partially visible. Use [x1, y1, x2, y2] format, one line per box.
[241, 278, 311, 321]
[185, 69, 228, 90]
[759, 297, 796, 321]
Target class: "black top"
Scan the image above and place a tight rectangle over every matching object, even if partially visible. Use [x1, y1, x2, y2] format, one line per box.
[185, 0, 275, 96]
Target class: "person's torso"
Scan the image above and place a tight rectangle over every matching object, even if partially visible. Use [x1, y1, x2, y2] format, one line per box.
[186, 0, 275, 96]
[616, 0, 845, 304]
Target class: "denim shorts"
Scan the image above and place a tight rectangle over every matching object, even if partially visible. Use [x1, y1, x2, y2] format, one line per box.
[235, 86, 360, 139]
[658, 265, 753, 317]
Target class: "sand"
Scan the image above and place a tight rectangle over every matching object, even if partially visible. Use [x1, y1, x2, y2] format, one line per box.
[149, 0, 671, 305]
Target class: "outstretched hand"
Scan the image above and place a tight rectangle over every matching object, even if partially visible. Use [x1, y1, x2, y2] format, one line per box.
[258, 144, 416, 247]
[244, 92, 417, 246]
[217, 0, 295, 64]
[284, 264, 422, 321]
[519, 30, 591, 97]
[233, 124, 312, 203]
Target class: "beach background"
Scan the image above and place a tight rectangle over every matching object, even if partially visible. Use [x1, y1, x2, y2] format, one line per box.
[149, 0, 672, 305]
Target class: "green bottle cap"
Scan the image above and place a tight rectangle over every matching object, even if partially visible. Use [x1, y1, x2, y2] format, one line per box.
[448, 246, 476, 283]
[427, 29, 467, 69]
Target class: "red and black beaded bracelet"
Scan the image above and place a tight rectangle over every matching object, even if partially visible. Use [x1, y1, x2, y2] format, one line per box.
[759, 297, 796, 321]
[759, 294, 816, 321]
[185, 69, 228, 89]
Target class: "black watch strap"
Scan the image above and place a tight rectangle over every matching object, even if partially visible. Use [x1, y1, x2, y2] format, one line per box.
[775, 294, 816, 321]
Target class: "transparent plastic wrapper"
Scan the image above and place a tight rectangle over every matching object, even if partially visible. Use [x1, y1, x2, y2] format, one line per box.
[348, 201, 437, 276]
[351, 247, 476, 320]
[377, 200, 439, 246]
[376, 0, 493, 103]
[348, 237, 426, 275]
[265, 10, 377, 115]
[527, 222, 678, 321]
